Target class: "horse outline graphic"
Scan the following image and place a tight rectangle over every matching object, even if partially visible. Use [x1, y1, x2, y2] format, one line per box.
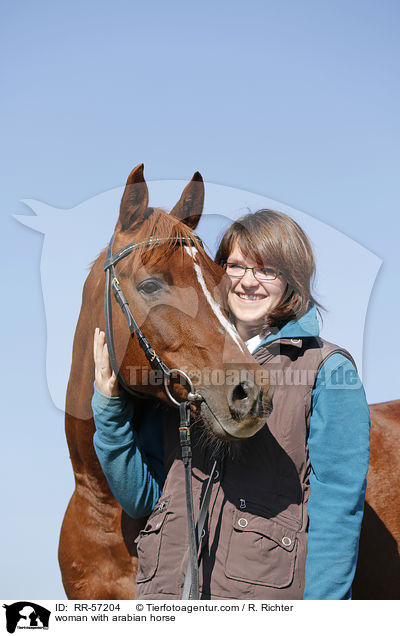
[2, 602, 51, 633]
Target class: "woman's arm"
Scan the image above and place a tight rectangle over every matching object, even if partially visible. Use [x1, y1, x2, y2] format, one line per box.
[304, 353, 371, 599]
[92, 329, 165, 518]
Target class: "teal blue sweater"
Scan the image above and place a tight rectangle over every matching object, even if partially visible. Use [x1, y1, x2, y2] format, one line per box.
[92, 306, 370, 600]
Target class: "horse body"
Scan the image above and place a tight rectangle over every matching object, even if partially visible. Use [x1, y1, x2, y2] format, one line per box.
[59, 165, 273, 599]
[60, 251, 139, 599]
[352, 400, 400, 599]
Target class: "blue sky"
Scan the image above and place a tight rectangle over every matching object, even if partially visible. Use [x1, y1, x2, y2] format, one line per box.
[1, 0, 399, 600]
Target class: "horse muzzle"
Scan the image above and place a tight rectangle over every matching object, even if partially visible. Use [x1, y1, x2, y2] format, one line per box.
[197, 375, 274, 441]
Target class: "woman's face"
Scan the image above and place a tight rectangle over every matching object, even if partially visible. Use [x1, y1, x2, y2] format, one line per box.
[226, 243, 287, 340]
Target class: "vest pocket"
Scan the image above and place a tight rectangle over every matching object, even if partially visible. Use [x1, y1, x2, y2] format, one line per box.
[135, 498, 170, 583]
[225, 509, 297, 588]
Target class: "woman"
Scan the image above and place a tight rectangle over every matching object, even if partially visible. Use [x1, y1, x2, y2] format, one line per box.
[92, 209, 370, 600]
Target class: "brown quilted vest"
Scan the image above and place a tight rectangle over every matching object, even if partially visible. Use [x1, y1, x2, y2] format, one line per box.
[134, 336, 354, 600]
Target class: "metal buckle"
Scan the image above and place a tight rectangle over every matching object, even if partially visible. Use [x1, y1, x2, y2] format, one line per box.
[164, 369, 203, 407]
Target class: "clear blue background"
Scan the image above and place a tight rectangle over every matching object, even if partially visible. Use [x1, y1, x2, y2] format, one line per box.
[1, 0, 399, 599]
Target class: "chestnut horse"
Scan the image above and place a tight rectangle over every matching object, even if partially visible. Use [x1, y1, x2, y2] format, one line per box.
[59, 165, 273, 599]
[352, 399, 400, 599]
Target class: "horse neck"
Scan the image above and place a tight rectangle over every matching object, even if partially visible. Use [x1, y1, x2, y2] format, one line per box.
[65, 255, 107, 481]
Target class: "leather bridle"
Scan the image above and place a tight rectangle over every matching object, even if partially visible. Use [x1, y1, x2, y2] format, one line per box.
[103, 233, 203, 405]
[103, 232, 210, 599]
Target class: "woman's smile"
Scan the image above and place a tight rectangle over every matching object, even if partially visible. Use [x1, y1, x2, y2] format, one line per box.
[236, 292, 266, 301]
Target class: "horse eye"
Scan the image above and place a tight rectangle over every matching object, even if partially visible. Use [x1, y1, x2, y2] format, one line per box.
[137, 280, 162, 295]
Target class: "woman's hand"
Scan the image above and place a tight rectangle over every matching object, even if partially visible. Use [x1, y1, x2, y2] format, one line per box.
[93, 328, 119, 397]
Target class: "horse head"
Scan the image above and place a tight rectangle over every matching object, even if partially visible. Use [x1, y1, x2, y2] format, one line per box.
[99, 164, 273, 440]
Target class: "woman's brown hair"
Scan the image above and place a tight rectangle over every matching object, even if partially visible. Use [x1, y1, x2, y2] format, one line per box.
[215, 209, 322, 330]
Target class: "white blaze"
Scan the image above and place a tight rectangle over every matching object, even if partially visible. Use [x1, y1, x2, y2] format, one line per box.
[184, 246, 246, 353]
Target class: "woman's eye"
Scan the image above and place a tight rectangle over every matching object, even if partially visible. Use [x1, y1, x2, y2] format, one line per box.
[137, 280, 162, 295]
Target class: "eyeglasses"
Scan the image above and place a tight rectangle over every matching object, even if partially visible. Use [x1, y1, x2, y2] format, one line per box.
[224, 263, 280, 281]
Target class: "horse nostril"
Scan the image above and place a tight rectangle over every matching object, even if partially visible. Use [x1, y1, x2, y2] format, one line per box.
[228, 380, 259, 421]
[231, 382, 250, 403]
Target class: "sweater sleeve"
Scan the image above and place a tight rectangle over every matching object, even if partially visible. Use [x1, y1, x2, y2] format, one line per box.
[304, 354, 370, 600]
[91, 385, 166, 518]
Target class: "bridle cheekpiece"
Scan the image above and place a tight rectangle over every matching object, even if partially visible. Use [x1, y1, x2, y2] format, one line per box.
[103, 233, 203, 406]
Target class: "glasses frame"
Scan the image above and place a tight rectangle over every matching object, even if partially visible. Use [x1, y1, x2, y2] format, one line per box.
[224, 262, 280, 282]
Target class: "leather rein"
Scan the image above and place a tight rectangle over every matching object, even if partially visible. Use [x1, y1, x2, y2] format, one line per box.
[103, 233, 210, 600]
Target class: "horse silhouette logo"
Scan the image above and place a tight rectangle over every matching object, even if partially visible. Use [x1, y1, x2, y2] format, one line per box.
[2, 602, 51, 633]
[14, 181, 380, 413]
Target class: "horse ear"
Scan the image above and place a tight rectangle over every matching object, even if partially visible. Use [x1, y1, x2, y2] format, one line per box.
[116, 164, 149, 232]
[170, 172, 204, 230]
